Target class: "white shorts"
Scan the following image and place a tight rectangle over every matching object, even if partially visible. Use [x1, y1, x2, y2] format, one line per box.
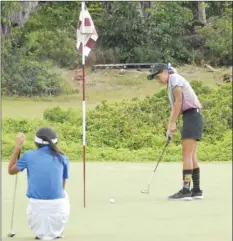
[26, 192, 70, 240]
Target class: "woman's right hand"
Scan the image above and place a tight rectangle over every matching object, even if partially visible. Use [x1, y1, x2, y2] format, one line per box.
[15, 133, 25, 149]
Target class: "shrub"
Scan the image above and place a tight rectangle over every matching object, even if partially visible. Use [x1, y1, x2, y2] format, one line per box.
[2, 81, 232, 161]
[1, 57, 63, 96]
[197, 6, 232, 65]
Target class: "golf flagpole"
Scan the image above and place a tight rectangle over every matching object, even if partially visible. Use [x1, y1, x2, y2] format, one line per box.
[77, 2, 98, 208]
[81, 1, 86, 208]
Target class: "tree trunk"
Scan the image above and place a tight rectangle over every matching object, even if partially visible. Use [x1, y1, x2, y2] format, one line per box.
[136, 2, 143, 17]
[1, 1, 39, 36]
[139, 1, 155, 17]
[198, 1, 207, 25]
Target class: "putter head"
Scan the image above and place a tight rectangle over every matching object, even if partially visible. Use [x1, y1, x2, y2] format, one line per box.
[8, 232, 16, 237]
[141, 189, 150, 194]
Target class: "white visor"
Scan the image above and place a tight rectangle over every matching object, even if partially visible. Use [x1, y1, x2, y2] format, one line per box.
[35, 136, 58, 145]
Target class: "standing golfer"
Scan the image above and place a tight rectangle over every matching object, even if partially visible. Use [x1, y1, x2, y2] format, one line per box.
[147, 63, 204, 200]
[8, 127, 70, 240]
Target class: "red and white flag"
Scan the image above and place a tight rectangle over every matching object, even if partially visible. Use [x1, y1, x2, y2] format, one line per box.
[76, 6, 98, 57]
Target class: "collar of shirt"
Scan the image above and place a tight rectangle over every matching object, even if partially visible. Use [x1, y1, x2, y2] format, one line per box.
[38, 145, 51, 152]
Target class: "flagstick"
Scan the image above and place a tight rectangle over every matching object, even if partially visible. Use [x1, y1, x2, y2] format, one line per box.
[81, 1, 86, 208]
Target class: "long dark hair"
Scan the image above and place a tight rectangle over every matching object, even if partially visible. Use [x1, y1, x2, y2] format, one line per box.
[35, 127, 64, 164]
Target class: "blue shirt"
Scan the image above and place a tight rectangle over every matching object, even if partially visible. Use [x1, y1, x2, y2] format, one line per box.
[16, 146, 69, 200]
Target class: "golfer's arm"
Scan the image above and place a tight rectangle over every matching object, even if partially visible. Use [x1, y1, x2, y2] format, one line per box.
[8, 147, 20, 175]
[170, 87, 183, 123]
[169, 106, 174, 122]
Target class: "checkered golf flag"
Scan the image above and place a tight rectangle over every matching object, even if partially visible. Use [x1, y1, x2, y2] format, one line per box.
[76, 6, 98, 57]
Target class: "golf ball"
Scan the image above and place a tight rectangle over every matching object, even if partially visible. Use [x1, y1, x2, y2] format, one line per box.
[109, 198, 115, 204]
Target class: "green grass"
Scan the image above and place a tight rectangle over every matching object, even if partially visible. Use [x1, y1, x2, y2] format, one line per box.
[2, 65, 228, 119]
[2, 97, 82, 119]
[2, 162, 232, 241]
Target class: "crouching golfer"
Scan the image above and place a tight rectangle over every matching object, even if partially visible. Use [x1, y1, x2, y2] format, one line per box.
[8, 127, 70, 240]
[147, 63, 204, 200]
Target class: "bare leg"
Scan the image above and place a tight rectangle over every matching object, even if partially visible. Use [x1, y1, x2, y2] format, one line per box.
[182, 139, 196, 191]
[192, 143, 199, 169]
[168, 138, 196, 200]
[182, 139, 196, 170]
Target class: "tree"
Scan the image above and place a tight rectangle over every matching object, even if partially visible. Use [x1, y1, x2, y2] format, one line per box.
[197, 4, 232, 65]
[198, 1, 207, 25]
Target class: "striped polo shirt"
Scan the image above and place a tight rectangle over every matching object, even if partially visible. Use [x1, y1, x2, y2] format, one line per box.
[167, 73, 201, 112]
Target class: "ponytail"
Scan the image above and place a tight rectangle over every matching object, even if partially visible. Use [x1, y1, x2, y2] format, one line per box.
[167, 63, 177, 74]
[37, 136, 64, 164]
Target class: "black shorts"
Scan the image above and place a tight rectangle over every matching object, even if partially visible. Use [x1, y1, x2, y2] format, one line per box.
[181, 108, 204, 141]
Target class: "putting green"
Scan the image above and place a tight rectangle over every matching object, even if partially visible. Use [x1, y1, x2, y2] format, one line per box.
[2, 162, 232, 241]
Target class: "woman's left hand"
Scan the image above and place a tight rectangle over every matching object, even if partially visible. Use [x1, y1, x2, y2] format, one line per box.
[167, 122, 176, 136]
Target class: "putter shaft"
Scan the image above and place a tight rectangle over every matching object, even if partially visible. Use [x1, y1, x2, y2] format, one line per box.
[141, 137, 171, 194]
[10, 175, 18, 231]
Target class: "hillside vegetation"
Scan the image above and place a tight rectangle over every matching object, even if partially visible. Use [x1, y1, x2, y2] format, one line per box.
[1, 2, 232, 96]
[1, 2, 232, 162]
[2, 81, 232, 162]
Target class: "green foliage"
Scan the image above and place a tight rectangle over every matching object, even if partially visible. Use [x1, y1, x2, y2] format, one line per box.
[1, 58, 63, 96]
[7, 2, 82, 68]
[197, 5, 232, 65]
[2, 82, 232, 162]
[1, 2, 81, 96]
[87, 47, 121, 65]
[188, 80, 213, 96]
[198, 131, 232, 162]
[23, 29, 78, 67]
[96, 2, 194, 63]
[1, 1, 21, 28]
[199, 84, 232, 142]
[97, 2, 147, 63]
[146, 2, 193, 63]
[1, 1, 232, 96]
[43, 107, 82, 125]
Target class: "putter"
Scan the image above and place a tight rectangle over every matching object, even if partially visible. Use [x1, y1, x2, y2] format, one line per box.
[8, 152, 20, 238]
[141, 135, 171, 194]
